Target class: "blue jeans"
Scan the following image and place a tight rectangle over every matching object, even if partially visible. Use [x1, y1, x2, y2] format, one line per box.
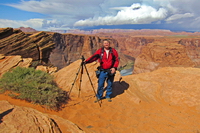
[97, 71, 114, 99]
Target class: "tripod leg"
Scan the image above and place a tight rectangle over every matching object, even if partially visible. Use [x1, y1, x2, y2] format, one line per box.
[68, 63, 82, 97]
[78, 64, 83, 97]
[83, 64, 101, 107]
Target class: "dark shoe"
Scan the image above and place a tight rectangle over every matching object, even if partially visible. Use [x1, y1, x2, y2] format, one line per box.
[106, 98, 112, 102]
[94, 98, 101, 103]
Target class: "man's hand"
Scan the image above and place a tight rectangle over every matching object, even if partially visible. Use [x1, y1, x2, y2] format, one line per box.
[81, 61, 86, 65]
[110, 68, 116, 74]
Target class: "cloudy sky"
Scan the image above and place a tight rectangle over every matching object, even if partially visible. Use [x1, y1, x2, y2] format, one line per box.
[0, 0, 200, 31]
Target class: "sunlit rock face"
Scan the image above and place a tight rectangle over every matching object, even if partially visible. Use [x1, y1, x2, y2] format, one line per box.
[0, 55, 32, 77]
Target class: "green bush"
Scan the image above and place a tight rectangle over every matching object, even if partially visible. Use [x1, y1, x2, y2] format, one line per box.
[0, 67, 68, 110]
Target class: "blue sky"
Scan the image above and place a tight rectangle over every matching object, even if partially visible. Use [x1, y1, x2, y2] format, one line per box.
[0, 0, 200, 32]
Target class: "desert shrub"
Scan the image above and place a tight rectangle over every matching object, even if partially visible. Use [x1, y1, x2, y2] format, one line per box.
[0, 67, 68, 110]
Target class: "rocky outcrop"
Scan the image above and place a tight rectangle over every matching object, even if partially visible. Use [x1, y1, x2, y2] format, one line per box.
[126, 67, 200, 107]
[0, 28, 55, 63]
[0, 100, 61, 133]
[133, 41, 195, 74]
[0, 55, 32, 77]
[1, 59, 200, 132]
[0, 100, 84, 133]
[53, 59, 121, 95]
[179, 39, 200, 67]
[36, 65, 57, 74]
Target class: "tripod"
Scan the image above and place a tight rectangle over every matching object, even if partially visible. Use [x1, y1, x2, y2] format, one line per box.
[68, 56, 101, 107]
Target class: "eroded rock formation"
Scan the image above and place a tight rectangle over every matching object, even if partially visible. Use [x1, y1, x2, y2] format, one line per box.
[0, 55, 32, 77]
[0, 100, 84, 133]
[1, 58, 200, 132]
[179, 39, 200, 67]
[133, 39, 195, 74]
[0, 28, 55, 63]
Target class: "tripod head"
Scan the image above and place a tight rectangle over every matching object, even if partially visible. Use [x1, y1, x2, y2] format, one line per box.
[81, 55, 85, 62]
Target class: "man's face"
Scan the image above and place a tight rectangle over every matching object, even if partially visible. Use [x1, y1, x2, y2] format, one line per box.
[103, 41, 110, 49]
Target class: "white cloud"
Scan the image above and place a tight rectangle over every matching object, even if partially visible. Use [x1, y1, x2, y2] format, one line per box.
[166, 13, 194, 22]
[74, 3, 167, 26]
[0, 18, 71, 31]
[3, 0, 200, 31]
[0, 19, 44, 29]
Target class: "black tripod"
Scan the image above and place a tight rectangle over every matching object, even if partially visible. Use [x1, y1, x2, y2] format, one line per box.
[68, 56, 101, 107]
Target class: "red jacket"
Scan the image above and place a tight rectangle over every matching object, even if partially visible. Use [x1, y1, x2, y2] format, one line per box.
[85, 47, 119, 70]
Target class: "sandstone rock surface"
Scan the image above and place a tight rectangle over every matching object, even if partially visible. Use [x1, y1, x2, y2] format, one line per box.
[53, 59, 121, 96]
[1, 60, 200, 132]
[0, 55, 32, 77]
[125, 67, 200, 108]
[36, 65, 57, 74]
[51, 60, 200, 132]
[0, 100, 61, 133]
[0, 100, 84, 133]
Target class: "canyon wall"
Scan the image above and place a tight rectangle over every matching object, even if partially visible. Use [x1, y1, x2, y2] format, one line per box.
[0, 28, 55, 63]
[133, 37, 200, 74]
[0, 28, 131, 70]
[95, 33, 154, 58]
[179, 39, 200, 67]
[50, 33, 119, 69]
[113, 36, 154, 58]
[133, 42, 195, 74]
[2, 28, 200, 74]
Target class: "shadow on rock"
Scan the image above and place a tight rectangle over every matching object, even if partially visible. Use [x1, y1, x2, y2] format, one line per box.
[110, 80, 129, 98]
[0, 108, 14, 123]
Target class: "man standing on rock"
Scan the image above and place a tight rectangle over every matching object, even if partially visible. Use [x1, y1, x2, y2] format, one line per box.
[84, 39, 119, 102]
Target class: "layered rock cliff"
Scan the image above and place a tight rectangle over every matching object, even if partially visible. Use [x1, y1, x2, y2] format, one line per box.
[0, 28, 55, 63]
